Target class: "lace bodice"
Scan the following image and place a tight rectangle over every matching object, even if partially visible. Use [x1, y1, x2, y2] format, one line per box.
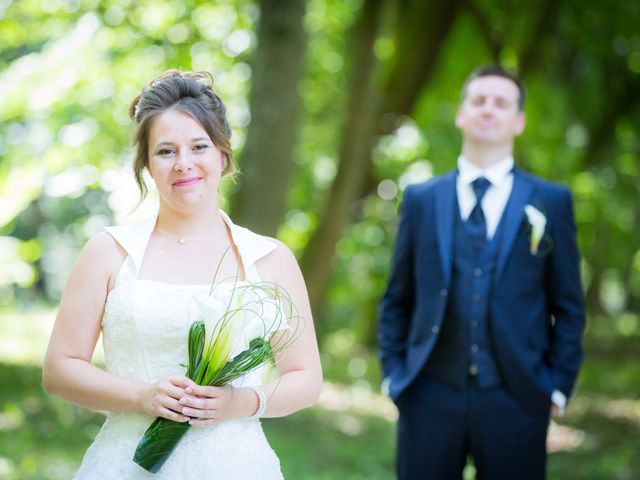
[73, 212, 284, 479]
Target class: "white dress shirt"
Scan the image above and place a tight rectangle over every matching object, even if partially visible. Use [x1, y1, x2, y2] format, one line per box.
[456, 155, 514, 239]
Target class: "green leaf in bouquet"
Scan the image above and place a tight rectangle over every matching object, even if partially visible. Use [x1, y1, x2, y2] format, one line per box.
[133, 417, 191, 473]
[211, 337, 273, 386]
[187, 320, 205, 380]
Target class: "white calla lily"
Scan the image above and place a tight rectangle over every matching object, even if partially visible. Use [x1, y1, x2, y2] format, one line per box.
[193, 285, 289, 362]
[524, 205, 547, 254]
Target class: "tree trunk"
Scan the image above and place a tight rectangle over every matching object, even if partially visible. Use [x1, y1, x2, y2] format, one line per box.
[301, 0, 464, 314]
[230, 0, 306, 236]
[517, 0, 559, 76]
[463, 0, 503, 63]
[300, 0, 385, 314]
[377, 0, 465, 133]
[575, 60, 639, 315]
[622, 206, 640, 313]
[583, 221, 607, 316]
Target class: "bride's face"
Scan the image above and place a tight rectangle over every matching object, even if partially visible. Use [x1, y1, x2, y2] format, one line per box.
[147, 109, 225, 211]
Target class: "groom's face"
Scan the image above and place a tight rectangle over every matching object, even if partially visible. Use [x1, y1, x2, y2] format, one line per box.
[455, 75, 525, 147]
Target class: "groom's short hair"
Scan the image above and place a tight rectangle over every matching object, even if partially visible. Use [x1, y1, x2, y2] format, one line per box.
[461, 65, 526, 111]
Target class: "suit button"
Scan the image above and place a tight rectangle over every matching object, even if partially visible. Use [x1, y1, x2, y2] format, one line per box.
[431, 325, 440, 334]
[473, 294, 482, 302]
[474, 268, 483, 277]
[440, 289, 448, 297]
[471, 344, 479, 353]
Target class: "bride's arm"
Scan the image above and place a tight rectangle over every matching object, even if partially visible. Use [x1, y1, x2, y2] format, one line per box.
[257, 240, 323, 417]
[42, 232, 190, 422]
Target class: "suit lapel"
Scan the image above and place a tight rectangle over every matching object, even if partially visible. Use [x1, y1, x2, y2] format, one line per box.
[495, 170, 534, 277]
[435, 173, 457, 287]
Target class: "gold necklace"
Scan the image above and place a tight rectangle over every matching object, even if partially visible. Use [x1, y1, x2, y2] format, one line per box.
[155, 227, 226, 245]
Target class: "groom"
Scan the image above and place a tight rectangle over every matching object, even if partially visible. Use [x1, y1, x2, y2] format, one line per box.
[378, 66, 585, 479]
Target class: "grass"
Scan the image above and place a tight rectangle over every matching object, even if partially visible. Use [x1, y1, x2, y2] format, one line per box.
[0, 308, 638, 479]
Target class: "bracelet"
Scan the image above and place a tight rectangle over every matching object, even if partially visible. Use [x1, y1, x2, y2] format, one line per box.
[245, 385, 267, 420]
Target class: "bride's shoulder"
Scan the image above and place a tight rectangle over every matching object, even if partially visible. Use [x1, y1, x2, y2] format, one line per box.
[77, 230, 127, 273]
[59, 230, 128, 302]
[260, 236, 295, 259]
[223, 213, 301, 281]
[254, 236, 301, 281]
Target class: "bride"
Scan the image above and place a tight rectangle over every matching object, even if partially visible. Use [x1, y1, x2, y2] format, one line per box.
[43, 70, 322, 479]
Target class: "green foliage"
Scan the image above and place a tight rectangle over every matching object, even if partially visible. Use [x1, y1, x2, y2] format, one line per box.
[0, 308, 639, 479]
[0, 363, 105, 480]
[0, 0, 257, 303]
[2, 0, 639, 321]
[265, 408, 396, 479]
[1, 0, 639, 476]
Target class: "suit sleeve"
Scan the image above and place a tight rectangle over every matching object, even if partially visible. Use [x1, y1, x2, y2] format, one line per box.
[547, 188, 586, 399]
[377, 186, 417, 384]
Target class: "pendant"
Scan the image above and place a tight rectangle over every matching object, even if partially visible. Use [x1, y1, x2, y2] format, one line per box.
[178, 238, 187, 245]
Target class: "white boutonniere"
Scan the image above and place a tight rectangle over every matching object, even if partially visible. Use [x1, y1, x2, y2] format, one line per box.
[524, 205, 546, 254]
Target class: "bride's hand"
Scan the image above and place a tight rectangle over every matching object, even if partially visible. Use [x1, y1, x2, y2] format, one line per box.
[140, 376, 194, 422]
[179, 384, 258, 427]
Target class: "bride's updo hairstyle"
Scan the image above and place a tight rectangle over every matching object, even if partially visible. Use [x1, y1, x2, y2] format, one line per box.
[129, 69, 237, 198]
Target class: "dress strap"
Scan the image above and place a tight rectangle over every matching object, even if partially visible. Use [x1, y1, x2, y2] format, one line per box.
[244, 263, 262, 283]
[220, 211, 277, 283]
[104, 216, 156, 286]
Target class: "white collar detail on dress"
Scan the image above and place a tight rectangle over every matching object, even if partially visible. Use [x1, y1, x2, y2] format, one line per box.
[106, 210, 278, 278]
[218, 209, 278, 274]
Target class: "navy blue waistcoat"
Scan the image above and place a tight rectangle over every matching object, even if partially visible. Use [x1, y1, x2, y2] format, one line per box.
[422, 200, 505, 389]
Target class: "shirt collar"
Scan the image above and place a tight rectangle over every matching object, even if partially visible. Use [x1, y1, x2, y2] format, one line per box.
[457, 155, 514, 187]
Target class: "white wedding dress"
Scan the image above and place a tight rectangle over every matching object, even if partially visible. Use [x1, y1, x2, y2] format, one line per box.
[73, 212, 284, 479]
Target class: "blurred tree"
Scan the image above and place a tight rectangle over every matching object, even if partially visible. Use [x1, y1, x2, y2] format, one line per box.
[0, 0, 638, 344]
[1, 4, 639, 478]
[301, 0, 465, 313]
[230, 0, 307, 236]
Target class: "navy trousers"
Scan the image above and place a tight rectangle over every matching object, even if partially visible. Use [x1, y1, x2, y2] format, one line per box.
[395, 375, 550, 480]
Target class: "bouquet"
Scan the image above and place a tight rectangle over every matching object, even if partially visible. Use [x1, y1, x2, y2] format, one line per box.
[133, 278, 296, 473]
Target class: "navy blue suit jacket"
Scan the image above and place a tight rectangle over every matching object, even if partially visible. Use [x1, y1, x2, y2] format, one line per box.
[378, 168, 585, 415]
